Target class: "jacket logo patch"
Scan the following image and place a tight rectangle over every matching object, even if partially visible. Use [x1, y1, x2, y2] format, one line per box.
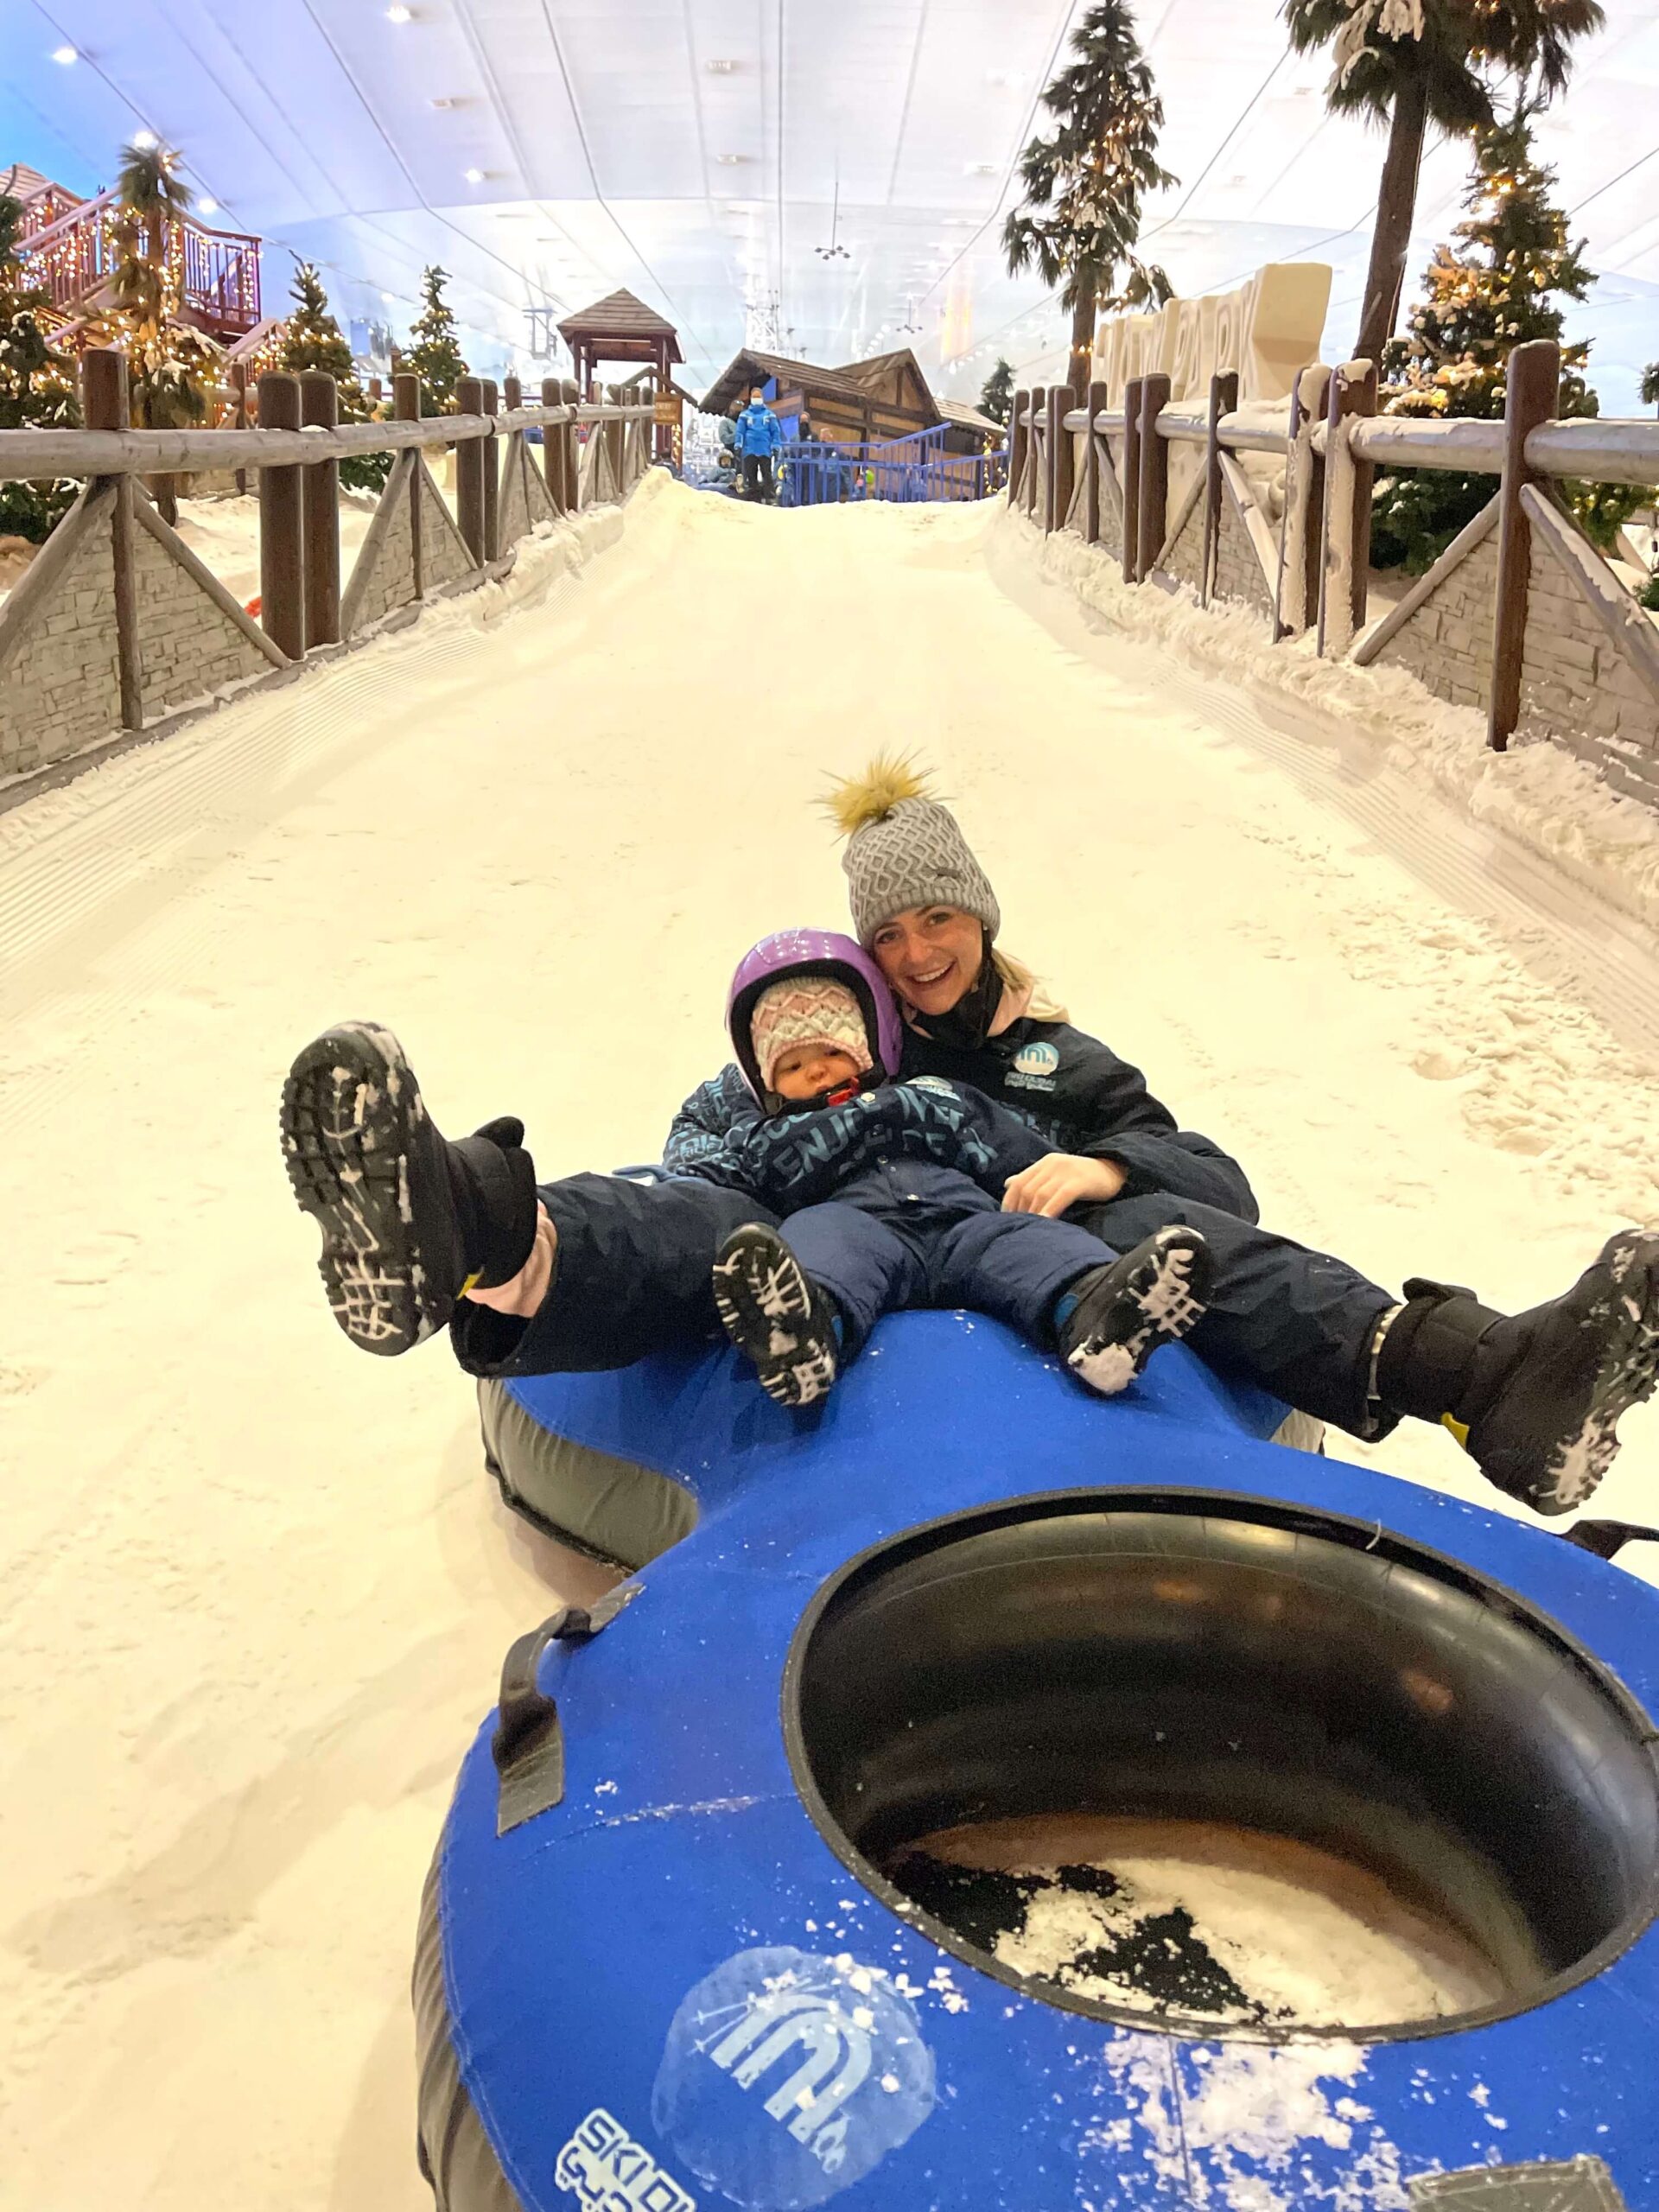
[1012, 1042, 1060, 1078]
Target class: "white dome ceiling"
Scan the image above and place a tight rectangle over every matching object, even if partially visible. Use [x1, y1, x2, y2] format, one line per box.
[6, 0, 1656, 409]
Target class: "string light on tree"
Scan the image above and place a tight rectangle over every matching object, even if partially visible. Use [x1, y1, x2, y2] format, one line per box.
[1375, 97, 1653, 569]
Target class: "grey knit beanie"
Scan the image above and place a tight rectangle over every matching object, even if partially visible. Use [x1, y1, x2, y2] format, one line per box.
[828, 758, 1001, 947]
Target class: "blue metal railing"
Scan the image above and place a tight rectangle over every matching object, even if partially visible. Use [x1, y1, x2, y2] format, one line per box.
[687, 426, 1007, 505]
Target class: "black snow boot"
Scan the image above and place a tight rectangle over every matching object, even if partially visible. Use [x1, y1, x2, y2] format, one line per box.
[281, 1020, 538, 1357]
[712, 1223, 840, 1408]
[1058, 1225, 1215, 1396]
[1375, 1228, 1659, 1515]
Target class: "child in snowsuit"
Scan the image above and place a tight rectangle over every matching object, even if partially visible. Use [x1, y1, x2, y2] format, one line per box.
[690, 931, 1212, 1408]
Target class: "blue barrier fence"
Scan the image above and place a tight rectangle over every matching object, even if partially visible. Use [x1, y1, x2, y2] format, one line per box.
[691, 423, 1008, 505]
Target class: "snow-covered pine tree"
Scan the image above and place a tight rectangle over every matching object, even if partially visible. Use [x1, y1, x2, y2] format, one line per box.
[1641, 362, 1659, 416]
[276, 260, 391, 493]
[980, 358, 1014, 427]
[0, 189, 80, 543]
[1284, 0, 1603, 366]
[403, 264, 467, 416]
[1374, 102, 1653, 568]
[1002, 0, 1175, 393]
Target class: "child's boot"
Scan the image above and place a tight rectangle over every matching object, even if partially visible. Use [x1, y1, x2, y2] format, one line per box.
[712, 1224, 841, 1408]
[281, 1021, 538, 1356]
[1373, 1228, 1659, 1514]
[1058, 1225, 1214, 1395]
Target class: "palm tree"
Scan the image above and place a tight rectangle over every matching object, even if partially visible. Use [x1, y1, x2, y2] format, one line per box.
[110, 141, 202, 522]
[1283, 0, 1604, 365]
[116, 139, 194, 275]
[1004, 0, 1175, 392]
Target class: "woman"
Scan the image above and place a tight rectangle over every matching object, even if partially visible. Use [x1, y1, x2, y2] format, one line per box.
[665, 758, 1659, 1517]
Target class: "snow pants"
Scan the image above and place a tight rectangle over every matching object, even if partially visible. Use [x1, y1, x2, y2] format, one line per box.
[776, 1162, 1114, 1353]
[1069, 1189, 1396, 1436]
[448, 1173, 780, 1377]
[448, 1170, 1400, 1438]
[741, 454, 774, 501]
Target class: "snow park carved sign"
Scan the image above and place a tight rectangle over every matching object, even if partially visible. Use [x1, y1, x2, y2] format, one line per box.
[1091, 262, 1335, 408]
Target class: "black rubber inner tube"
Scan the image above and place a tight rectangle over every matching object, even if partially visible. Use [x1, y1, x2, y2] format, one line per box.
[782, 1490, 1659, 2041]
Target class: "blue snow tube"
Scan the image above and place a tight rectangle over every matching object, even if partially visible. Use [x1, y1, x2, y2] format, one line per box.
[417, 1316, 1659, 2212]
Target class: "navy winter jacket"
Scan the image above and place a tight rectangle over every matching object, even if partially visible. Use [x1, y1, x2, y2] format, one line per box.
[677, 1077, 1052, 1212]
[665, 1017, 1257, 1222]
[733, 400, 784, 458]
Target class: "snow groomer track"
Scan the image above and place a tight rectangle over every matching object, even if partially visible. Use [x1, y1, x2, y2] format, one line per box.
[3, 476, 1659, 2210]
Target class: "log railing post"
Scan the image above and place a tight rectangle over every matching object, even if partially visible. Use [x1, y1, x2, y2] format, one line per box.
[540, 378, 565, 512]
[1136, 372, 1171, 582]
[257, 371, 305, 658]
[503, 372, 522, 416]
[83, 348, 143, 729]
[455, 376, 486, 567]
[1083, 379, 1108, 546]
[481, 378, 500, 562]
[607, 385, 626, 495]
[1027, 388, 1046, 518]
[1008, 390, 1029, 503]
[1046, 384, 1073, 535]
[394, 372, 423, 600]
[229, 359, 251, 495]
[1121, 376, 1143, 586]
[1316, 358, 1376, 658]
[1201, 371, 1239, 609]
[299, 369, 340, 647]
[1488, 338, 1560, 752]
[1275, 365, 1330, 639]
[562, 379, 581, 512]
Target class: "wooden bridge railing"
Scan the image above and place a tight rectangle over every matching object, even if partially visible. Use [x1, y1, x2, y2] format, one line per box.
[1005, 343, 1659, 789]
[0, 351, 658, 798]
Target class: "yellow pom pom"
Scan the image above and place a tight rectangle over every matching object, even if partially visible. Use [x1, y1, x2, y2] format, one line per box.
[822, 751, 933, 839]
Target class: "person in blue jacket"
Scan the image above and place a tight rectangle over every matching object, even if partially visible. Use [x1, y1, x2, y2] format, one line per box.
[733, 383, 783, 502]
[688, 937, 1211, 1407]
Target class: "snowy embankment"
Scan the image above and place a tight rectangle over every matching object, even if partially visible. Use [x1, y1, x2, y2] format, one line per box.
[1019, 505, 1659, 944]
[0, 477, 1655, 2210]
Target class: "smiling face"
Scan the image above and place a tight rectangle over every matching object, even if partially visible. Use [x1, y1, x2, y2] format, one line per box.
[771, 1043, 864, 1100]
[869, 905, 985, 1019]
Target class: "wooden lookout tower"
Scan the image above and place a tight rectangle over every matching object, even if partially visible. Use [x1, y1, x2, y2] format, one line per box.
[556, 289, 683, 458]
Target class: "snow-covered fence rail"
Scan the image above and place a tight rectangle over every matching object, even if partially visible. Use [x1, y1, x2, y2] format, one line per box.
[1010, 339, 1659, 812]
[0, 350, 655, 796]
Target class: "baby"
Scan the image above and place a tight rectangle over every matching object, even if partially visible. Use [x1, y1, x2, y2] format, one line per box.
[687, 930, 1213, 1407]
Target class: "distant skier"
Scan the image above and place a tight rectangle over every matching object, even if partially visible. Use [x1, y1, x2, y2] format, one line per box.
[733, 384, 783, 503]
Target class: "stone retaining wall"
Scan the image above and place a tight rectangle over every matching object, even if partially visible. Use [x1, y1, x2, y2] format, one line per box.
[0, 492, 124, 779]
[1371, 537, 1499, 715]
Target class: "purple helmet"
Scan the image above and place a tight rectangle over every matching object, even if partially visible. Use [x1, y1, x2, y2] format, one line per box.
[727, 928, 904, 1101]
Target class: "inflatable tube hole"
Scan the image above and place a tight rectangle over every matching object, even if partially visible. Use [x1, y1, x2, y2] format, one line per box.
[784, 1491, 1659, 2041]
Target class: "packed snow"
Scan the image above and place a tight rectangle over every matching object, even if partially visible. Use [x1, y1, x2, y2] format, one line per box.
[902, 1815, 1502, 2030]
[2, 474, 1657, 2208]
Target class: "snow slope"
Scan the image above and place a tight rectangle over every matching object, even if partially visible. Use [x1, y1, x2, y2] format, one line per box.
[1, 474, 1656, 2210]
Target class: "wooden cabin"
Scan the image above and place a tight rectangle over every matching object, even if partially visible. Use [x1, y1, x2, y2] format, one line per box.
[700, 344, 1004, 457]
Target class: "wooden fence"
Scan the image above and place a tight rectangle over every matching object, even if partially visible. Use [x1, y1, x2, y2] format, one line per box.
[0, 350, 656, 795]
[1007, 340, 1659, 809]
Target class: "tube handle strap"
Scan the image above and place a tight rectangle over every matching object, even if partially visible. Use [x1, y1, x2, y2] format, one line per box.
[491, 1583, 641, 1834]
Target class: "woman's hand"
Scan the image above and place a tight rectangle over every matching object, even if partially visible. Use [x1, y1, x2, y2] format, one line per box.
[1001, 1154, 1128, 1217]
